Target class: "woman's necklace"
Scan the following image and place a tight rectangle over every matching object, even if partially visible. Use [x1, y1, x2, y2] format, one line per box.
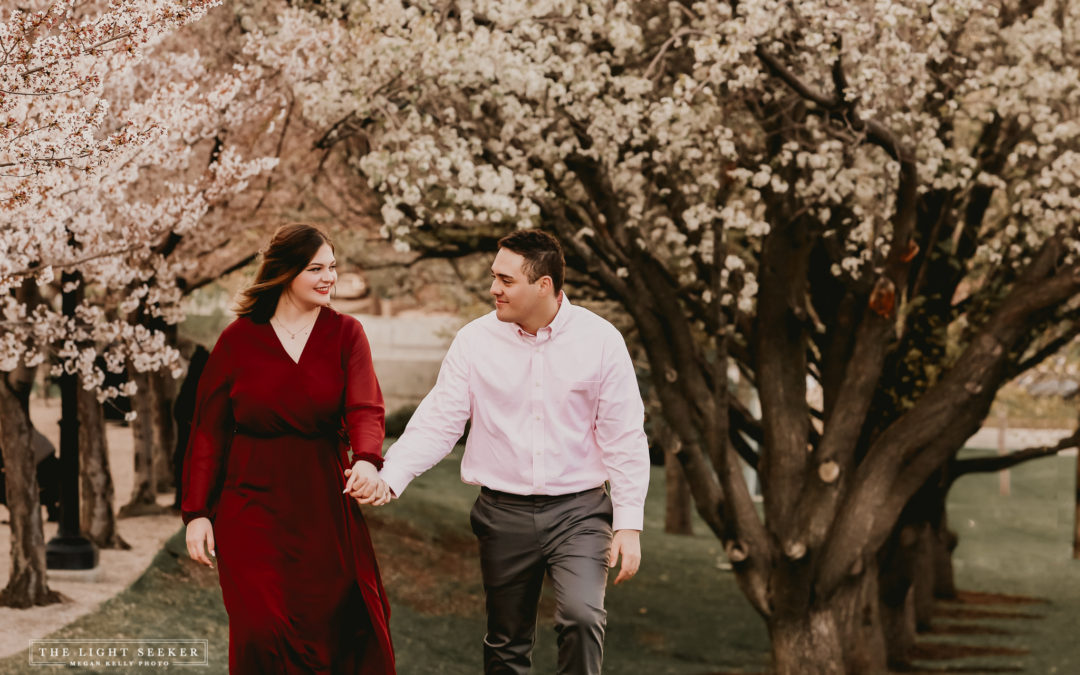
[272, 309, 319, 341]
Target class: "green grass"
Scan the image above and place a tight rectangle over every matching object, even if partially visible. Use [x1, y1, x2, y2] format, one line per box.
[369, 449, 771, 675]
[915, 451, 1080, 674]
[0, 529, 231, 674]
[2, 449, 1078, 674]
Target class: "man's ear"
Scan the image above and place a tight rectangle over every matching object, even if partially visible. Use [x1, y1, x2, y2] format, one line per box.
[537, 275, 554, 296]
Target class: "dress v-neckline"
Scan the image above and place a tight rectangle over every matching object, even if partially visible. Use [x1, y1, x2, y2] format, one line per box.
[269, 308, 324, 365]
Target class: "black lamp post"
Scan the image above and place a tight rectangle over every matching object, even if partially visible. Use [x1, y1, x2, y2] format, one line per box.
[46, 271, 98, 570]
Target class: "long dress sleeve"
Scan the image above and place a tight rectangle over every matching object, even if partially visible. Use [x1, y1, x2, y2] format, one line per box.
[343, 317, 386, 469]
[181, 328, 235, 525]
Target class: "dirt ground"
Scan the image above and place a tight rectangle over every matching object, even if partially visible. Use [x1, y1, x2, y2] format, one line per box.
[0, 395, 181, 659]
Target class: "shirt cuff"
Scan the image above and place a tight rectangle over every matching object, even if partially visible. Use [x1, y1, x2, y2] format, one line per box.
[612, 506, 643, 532]
[379, 462, 414, 498]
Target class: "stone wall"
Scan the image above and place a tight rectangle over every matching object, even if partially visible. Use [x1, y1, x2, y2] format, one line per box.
[355, 313, 464, 413]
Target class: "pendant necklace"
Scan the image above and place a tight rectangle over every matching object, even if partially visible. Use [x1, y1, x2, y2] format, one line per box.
[273, 310, 319, 341]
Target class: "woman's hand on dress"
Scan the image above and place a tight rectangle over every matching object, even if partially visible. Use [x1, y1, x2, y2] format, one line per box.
[186, 517, 216, 568]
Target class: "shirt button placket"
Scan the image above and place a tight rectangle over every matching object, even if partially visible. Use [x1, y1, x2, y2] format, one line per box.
[532, 343, 545, 492]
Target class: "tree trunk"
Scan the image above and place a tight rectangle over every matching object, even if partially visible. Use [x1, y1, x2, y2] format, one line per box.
[770, 607, 845, 675]
[0, 382, 60, 608]
[78, 386, 129, 550]
[664, 456, 693, 535]
[834, 557, 888, 674]
[151, 370, 177, 494]
[878, 523, 922, 669]
[931, 507, 959, 598]
[770, 560, 887, 675]
[661, 424, 693, 535]
[911, 523, 936, 630]
[877, 470, 951, 669]
[119, 368, 161, 517]
[880, 585, 916, 671]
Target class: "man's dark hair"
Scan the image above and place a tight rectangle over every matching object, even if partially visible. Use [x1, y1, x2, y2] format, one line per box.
[498, 230, 565, 294]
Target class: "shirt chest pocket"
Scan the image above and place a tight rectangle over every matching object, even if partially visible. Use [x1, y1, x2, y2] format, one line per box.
[557, 379, 601, 417]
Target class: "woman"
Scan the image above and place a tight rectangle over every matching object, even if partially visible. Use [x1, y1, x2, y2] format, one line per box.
[183, 224, 394, 673]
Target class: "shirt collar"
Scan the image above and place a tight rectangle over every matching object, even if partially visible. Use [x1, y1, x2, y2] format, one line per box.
[514, 291, 571, 340]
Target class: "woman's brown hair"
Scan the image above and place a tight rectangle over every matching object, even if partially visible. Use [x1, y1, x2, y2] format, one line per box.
[234, 224, 334, 322]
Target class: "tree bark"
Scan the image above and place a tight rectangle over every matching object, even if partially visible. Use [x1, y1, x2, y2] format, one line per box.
[911, 524, 937, 629]
[834, 558, 888, 675]
[880, 585, 916, 672]
[878, 521, 928, 669]
[77, 386, 129, 550]
[770, 608, 845, 675]
[769, 556, 887, 675]
[119, 368, 162, 517]
[877, 467, 953, 669]
[661, 424, 693, 535]
[932, 511, 959, 597]
[879, 526, 914, 668]
[151, 370, 177, 494]
[0, 381, 60, 608]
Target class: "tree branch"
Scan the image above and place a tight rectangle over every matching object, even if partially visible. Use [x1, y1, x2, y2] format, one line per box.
[949, 428, 1080, 480]
[181, 252, 258, 295]
[817, 246, 1080, 595]
[754, 44, 908, 162]
[1014, 319, 1080, 375]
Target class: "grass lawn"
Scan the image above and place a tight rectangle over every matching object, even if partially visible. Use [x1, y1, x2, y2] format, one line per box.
[1, 448, 1077, 674]
[909, 451, 1080, 674]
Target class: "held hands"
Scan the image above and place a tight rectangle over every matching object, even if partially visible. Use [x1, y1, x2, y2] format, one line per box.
[609, 529, 641, 585]
[186, 517, 216, 568]
[343, 460, 392, 506]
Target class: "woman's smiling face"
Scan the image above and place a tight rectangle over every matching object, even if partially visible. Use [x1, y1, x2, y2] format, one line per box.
[287, 242, 337, 308]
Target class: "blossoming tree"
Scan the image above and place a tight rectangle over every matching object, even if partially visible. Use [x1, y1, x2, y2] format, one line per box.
[0, 0, 279, 607]
[252, 0, 1080, 671]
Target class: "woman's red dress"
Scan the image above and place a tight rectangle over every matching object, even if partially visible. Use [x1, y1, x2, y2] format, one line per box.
[181, 308, 394, 673]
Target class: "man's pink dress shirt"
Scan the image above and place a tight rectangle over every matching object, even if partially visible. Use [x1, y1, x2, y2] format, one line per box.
[379, 295, 651, 531]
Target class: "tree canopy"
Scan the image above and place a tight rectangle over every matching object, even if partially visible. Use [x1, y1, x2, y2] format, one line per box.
[250, 1, 1080, 671]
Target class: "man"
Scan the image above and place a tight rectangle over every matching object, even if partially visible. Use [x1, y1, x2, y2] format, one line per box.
[346, 230, 650, 674]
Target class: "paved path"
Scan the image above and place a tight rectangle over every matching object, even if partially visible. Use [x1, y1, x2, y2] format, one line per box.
[0, 397, 180, 660]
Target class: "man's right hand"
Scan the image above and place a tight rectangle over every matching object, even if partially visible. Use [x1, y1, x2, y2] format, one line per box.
[186, 517, 215, 568]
